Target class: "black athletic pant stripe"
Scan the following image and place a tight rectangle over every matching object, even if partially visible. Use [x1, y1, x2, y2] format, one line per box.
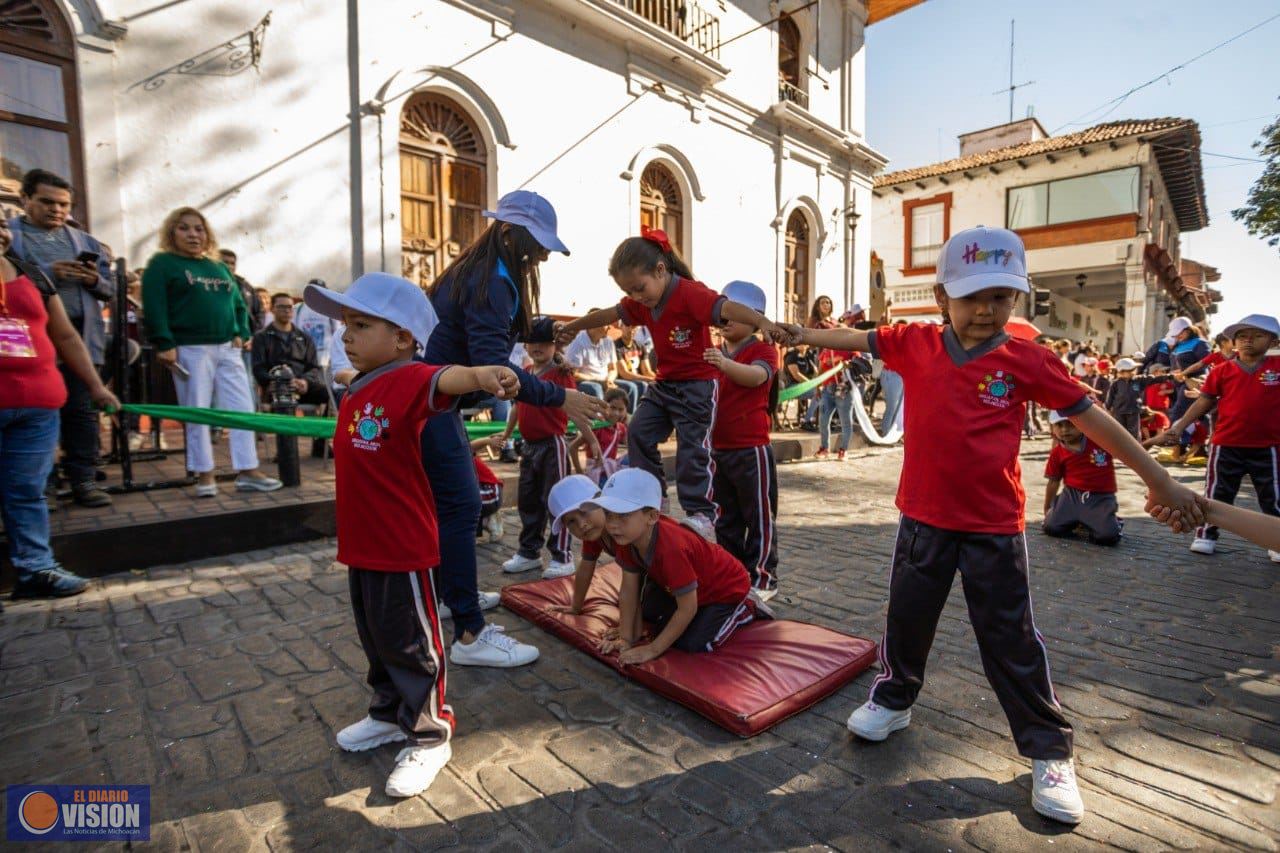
[349, 567, 453, 746]
[712, 445, 779, 589]
[1196, 444, 1280, 541]
[517, 435, 572, 562]
[869, 515, 1073, 759]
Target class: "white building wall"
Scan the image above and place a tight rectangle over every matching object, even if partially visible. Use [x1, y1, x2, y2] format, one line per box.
[59, 0, 878, 321]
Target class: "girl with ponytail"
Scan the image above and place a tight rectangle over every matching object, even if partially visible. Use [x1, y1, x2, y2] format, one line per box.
[557, 228, 786, 539]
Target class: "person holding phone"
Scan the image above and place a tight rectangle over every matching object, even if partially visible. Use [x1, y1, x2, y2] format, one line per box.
[7, 169, 116, 508]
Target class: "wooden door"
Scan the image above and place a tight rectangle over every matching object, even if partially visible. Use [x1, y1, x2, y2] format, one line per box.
[784, 209, 810, 326]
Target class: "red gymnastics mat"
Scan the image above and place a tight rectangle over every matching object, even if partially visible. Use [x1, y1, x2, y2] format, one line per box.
[500, 563, 878, 737]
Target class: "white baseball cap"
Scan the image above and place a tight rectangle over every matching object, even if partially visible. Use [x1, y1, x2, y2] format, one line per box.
[1048, 410, 1070, 425]
[304, 273, 438, 350]
[1115, 357, 1138, 371]
[1222, 313, 1280, 340]
[1166, 316, 1193, 337]
[548, 475, 601, 536]
[585, 467, 662, 514]
[937, 226, 1029, 298]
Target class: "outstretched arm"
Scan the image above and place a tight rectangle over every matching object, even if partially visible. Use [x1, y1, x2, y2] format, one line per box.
[787, 324, 873, 353]
[558, 307, 621, 340]
[1071, 405, 1203, 529]
[719, 300, 786, 341]
[437, 365, 520, 399]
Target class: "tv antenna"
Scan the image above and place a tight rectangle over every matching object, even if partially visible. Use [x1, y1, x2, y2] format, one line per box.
[993, 20, 1035, 123]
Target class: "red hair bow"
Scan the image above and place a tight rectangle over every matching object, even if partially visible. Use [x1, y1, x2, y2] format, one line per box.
[640, 226, 672, 254]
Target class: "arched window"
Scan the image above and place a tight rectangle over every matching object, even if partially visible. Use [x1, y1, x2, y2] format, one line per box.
[777, 13, 806, 108]
[399, 93, 487, 288]
[639, 162, 684, 257]
[783, 209, 811, 326]
[1, 0, 87, 223]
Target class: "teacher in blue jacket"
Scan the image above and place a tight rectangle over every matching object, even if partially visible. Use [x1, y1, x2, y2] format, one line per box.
[421, 191, 606, 669]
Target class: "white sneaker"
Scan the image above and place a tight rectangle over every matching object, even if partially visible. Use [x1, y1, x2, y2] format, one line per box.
[754, 586, 778, 603]
[1269, 550, 1280, 564]
[385, 742, 452, 798]
[450, 624, 539, 668]
[194, 482, 218, 498]
[502, 553, 542, 574]
[1032, 758, 1084, 824]
[235, 475, 284, 492]
[438, 591, 500, 621]
[847, 700, 912, 741]
[1189, 537, 1216, 555]
[336, 716, 406, 752]
[683, 515, 716, 542]
[543, 559, 575, 579]
[484, 513, 504, 541]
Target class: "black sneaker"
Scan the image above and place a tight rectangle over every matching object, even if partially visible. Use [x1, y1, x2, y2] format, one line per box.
[72, 482, 113, 508]
[500, 446, 519, 464]
[11, 566, 88, 599]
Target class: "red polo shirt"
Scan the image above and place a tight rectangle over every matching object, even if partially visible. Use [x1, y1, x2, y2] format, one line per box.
[1200, 355, 1280, 447]
[872, 323, 1091, 534]
[516, 365, 574, 441]
[617, 277, 725, 381]
[1045, 438, 1117, 493]
[334, 361, 452, 571]
[712, 338, 778, 450]
[594, 422, 627, 459]
[615, 515, 749, 606]
[581, 533, 617, 563]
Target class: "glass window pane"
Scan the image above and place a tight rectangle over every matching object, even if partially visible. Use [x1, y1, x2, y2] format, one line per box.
[0, 54, 67, 122]
[1047, 167, 1138, 225]
[1008, 184, 1048, 229]
[910, 203, 944, 267]
[0, 121, 71, 184]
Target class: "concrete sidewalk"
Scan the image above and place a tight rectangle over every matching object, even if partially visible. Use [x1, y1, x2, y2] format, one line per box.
[2, 441, 1276, 850]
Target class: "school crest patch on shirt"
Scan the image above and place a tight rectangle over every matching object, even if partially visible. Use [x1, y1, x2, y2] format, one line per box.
[668, 326, 693, 348]
[1090, 448, 1109, 467]
[1260, 369, 1280, 386]
[349, 402, 391, 451]
[977, 370, 1016, 408]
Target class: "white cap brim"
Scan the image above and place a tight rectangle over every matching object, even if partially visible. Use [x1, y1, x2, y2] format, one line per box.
[550, 502, 588, 536]
[1222, 319, 1280, 340]
[302, 283, 360, 323]
[941, 272, 1030, 298]
[585, 495, 657, 515]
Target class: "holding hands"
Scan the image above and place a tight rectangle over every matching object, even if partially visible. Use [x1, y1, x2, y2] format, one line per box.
[477, 365, 521, 399]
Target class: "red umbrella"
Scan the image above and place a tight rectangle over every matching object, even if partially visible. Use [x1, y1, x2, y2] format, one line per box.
[1005, 316, 1041, 342]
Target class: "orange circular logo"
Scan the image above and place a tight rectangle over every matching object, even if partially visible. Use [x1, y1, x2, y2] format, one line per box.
[19, 790, 59, 834]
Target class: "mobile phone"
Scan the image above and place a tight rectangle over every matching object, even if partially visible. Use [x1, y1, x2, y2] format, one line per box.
[167, 361, 190, 380]
[76, 251, 100, 265]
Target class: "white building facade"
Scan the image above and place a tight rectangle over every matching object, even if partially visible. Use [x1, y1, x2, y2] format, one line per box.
[1, 0, 928, 320]
[870, 118, 1210, 352]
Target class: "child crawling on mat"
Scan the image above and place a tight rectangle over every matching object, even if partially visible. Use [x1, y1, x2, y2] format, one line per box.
[553, 468, 767, 663]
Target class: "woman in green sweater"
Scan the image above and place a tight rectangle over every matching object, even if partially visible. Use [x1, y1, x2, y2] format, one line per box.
[142, 207, 281, 496]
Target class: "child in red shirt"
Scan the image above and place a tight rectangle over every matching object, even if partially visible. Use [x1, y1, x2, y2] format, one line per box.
[1042, 410, 1122, 546]
[497, 317, 596, 580]
[782, 226, 1201, 826]
[1153, 314, 1280, 562]
[1144, 365, 1174, 412]
[570, 387, 629, 485]
[469, 437, 504, 541]
[1140, 407, 1170, 442]
[589, 469, 763, 662]
[556, 230, 785, 540]
[302, 273, 518, 799]
[704, 281, 781, 599]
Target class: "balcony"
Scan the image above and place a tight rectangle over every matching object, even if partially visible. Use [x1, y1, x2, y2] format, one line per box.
[778, 78, 809, 110]
[535, 0, 729, 87]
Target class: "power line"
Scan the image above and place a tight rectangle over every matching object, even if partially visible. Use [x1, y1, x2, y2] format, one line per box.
[1051, 12, 1280, 133]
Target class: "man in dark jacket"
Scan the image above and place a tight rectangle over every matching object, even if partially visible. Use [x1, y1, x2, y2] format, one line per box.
[251, 293, 326, 405]
[8, 169, 115, 508]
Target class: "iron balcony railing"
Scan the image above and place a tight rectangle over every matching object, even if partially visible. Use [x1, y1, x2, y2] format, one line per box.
[779, 79, 809, 109]
[617, 1, 721, 59]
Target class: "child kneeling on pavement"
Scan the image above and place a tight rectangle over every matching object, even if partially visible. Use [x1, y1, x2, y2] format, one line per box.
[589, 468, 768, 664]
[1043, 410, 1123, 545]
[303, 274, 519, 798]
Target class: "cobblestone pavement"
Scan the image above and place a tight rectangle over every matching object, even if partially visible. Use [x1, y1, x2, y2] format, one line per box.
[3, 439, 1277, 851]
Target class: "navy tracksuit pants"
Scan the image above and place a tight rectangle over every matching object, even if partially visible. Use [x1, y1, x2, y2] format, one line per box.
[517, 436, 572, 563]
[712, 445, 779, 591]
[870, 515, 1073, 759]
[1197, 445, 1280, 541]
[627, 379, 719, 522]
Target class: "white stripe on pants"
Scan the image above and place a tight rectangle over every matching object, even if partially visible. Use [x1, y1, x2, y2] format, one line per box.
[174, 342, 259, 473]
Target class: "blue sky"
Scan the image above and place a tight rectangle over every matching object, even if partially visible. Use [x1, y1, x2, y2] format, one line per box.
[865, 0, 1279, 331]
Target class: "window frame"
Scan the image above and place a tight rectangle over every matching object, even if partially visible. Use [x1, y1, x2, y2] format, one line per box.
[1004, 165, 1141, 233]
[902, 192, 951, 276]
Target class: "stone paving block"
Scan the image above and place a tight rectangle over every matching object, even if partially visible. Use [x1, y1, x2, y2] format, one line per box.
[547, 728, 676, 805]
[186, 656, 266, 702]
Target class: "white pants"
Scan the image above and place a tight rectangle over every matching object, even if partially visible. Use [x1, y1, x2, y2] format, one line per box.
[174, 342, 259, 474]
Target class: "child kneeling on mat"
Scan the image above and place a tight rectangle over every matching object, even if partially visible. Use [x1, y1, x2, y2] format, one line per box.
[547, 474, 619, 616]
[1043, 410, 1123, 545]
[589, 468, 766, 664]
[303, 274, 519, 799]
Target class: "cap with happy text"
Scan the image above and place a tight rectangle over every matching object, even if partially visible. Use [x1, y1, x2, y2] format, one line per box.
[937, 226, 1029, 298]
